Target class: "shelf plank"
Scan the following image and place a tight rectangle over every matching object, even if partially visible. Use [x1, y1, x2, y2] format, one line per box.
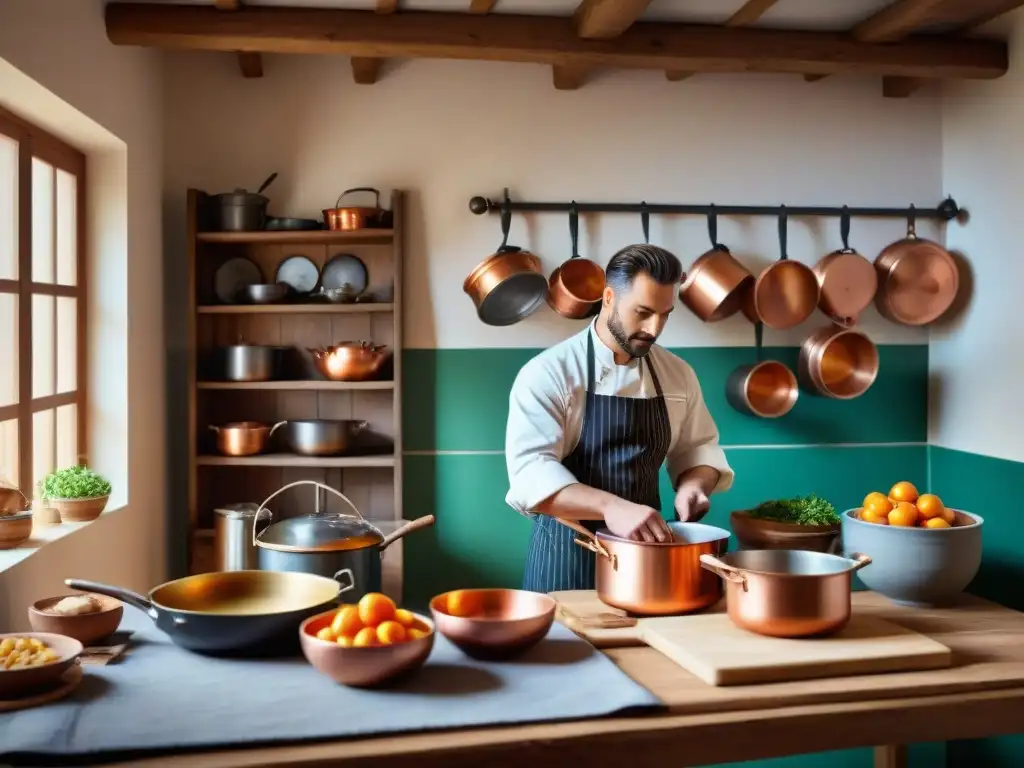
[197, 380, 394, 391]
[197, 303, 394, 314]
[196, 229, 393, 245]
[196, 454, 396, 468]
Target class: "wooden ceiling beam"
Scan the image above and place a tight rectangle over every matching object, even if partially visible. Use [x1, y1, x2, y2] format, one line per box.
[351, 0, 399, 85]
[468, 0, 497, 12]
[213, 0, 262, 79]
[553, 63, 590, 90]
[852, 0, 948, 43]
[103, 3, 1008, 81]
[667, 0, 779, 83]
[574, 0, 652, 39]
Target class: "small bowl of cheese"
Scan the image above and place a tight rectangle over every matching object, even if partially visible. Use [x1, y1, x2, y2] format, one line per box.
[29, 593, 123, 645]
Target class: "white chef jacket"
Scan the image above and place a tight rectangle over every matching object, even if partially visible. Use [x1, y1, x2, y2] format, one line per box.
[505, 320, 734, 516]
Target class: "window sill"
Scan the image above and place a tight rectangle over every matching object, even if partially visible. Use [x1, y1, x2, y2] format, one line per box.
[0, 504, 126, 575]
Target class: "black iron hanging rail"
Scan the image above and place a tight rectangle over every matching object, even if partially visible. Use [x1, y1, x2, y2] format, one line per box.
[468, 194, 963, 222]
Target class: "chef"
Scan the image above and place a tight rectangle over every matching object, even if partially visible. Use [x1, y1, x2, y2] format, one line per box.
[505, 243, 734, 593]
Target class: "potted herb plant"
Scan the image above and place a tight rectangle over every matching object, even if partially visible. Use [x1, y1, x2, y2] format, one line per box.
[730, 494, 841, 553]
[41, 465, 112, 523]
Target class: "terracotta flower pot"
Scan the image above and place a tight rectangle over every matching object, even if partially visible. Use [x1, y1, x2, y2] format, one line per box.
[47, 495, 109, 523]
[730, 510, 840, 554]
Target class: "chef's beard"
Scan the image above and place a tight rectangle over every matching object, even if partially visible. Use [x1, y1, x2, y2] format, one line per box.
[606, 305, 657, 359]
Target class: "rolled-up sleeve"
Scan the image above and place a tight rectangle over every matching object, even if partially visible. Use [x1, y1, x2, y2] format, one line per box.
[666, 366, 735, 494]
[504, 358, 579, 516]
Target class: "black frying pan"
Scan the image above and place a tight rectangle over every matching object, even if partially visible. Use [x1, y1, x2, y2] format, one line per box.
[66, 570, 344, 656]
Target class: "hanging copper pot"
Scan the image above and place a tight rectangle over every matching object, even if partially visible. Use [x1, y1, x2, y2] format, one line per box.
[742, 208, 820, 330]
[812, 207, 878, 325]
[797, 324, 879, 400]
[679, 206, 754, 322]
[726, 323, 799, 418]
[874, 209, 960, 326]
[463, 198, 548, 327]
[547, 203, 605, 319]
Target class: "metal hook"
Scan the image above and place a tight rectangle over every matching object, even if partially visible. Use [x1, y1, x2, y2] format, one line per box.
[778, 206, 788, 261]
[640, 201, 650, 244]
[569, 201, 580, 259]
[707, 205, 718, 249]
[754, 321, 764, 364]
[907, 204, 918, 239]
[839, 206, 851, 252]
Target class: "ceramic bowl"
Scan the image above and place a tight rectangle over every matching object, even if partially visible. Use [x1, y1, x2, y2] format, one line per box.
[0, 631, 82, 698]
[430, 588, 555, 660]
[29, 593, 124, 644]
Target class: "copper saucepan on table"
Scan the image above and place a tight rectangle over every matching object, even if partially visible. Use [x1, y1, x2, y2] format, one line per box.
[209, 421, 285, 456]
[679, 207, 755, 322]
[547, 203, 605, 320]
[874, 209, 960, 326]
[798, 324, 879, 399]
[726, 322, 799, 418]
[812, 207, 878, 326]
[307, 341, 392, 382]
[556, 518, 731, 615]
[742, 209, 819, 330]
[463, 197, 548, 327]
[700, 549, 872, 638]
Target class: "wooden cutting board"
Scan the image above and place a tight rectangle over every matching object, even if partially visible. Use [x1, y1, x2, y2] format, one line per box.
[641, 612, 953, 686]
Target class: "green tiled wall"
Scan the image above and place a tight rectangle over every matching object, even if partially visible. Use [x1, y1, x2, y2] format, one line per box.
[401, 344, 942, 768]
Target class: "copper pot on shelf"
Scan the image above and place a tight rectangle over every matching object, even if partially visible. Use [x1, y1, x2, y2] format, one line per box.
[208, 421, 285, 457]
[322, 187, 384, 231]
[679, 207, 754, 322]
[547, 203, 605, 320]
[557, 518, 731, 616]
[811, 207, 878, 325]
[307, 342, 392, 382]
[700, 549, 872, 638]
[874, 211, 960, 326]
[741, 209, 820, 330]
[798, 324, 879, 400]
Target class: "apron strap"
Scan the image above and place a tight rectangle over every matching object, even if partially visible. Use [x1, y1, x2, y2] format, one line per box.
[586, 330, 596, 392]
[645, 353, 666, 398]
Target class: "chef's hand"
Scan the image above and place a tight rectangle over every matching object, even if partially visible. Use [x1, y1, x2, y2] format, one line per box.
[605, 500, 671, 543]
[674, 482, 710, 522]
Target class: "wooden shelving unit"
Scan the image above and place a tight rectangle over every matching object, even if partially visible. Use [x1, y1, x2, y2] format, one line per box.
[184, 189, 405, 576]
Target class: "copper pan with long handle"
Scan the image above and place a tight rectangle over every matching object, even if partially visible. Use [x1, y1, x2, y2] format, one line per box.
[547, 202, 605, 319]
[742, 208, 819, 330]
[874, 208, 960, 325]
[812, 207, 878, 326]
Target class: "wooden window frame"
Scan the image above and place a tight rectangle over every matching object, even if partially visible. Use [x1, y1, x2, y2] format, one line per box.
[0, 105, 87, 496]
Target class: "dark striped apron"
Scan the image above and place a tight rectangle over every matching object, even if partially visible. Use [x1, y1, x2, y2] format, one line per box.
[522, 332, 672, 593]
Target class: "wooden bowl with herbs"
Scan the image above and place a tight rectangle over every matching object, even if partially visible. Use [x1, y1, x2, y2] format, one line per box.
[731, 495, 841, 553]
[41, 466, 112, 524]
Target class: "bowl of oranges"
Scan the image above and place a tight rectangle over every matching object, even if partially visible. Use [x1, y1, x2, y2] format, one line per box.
[299, 591, 434, 687]
[841, 481, 983, 608]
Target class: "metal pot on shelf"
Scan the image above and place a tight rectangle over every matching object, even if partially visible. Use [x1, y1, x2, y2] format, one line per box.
[212, 172, 277, 232]
[307, 342, 392, 382]
[282, 419, 368, 456]
[252, 480, 436, 601]
[556, 518, 731, 615]
[209, 421, 284, 457]
[216, 339, 284, 382]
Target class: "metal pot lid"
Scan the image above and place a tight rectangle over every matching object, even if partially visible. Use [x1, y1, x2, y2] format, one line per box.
[256, 514, 383, 553]
[214, 503, 262, 520]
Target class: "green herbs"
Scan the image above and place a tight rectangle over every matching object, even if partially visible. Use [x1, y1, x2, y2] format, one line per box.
[42, 465, 112, 500]
[748, 494, 839, 526]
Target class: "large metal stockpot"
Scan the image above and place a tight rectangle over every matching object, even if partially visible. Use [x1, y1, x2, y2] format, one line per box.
[217, 342, 283, 382]
[700, 549, 872, 638]
[561, 519, 731, 615]
[252, 480, 435, 601]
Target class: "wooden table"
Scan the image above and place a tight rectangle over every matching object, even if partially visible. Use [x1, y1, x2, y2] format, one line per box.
[111, 593, 1024, 768]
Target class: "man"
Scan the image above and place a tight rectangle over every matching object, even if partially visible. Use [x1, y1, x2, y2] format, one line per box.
[505, 243, 734, 593]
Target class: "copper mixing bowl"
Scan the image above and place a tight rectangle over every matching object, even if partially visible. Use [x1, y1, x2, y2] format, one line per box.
[429, 588, 555, 660]
[299, 609, 435, 688]
[307, 342, 392, 382]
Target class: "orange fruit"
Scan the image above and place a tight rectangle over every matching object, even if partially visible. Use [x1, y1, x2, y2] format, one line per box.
[357, 592, 396, 628]
[863, 491, 889, 509]
[315, 626, 336, 642]
[888, 481, 919, 504]
[352, 627, 379, 647]
[861, 508, 889, 525]
[915, 494, 945, 521]
[336, 635, 354, 647]
[446, 590, 481, 617]
[923, 517, 951, 529]
[376, 620, 407, 645]
[408, 628, 430, 640]
[863, 495, 893, 517]
[330, 604, 363, 637]
[888, 501, 919, 527]
[394, 608, 416, 628]
[940, 507, 956, 525]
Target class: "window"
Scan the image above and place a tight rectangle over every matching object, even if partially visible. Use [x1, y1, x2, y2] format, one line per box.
[0, 107, 86, 497]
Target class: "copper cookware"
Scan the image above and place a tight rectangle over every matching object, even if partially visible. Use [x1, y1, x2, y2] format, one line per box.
[307, 341, 392, 381]
[322, 187, 383, 231]
[798, 324, 879, 399]
[742, 210, 819, 330]
[430, 588, 555, 660]
[560, 518, 731, 616]
[700, 549, 872, 638]
[726, 323, 798, 418]
[463, 199, 548, 326]
[679, 208, 754, 322]
[547, 204, 605, 319]
[208, 420, 284, 456]
[874, 211, 960, 325]
[812, 208, 878, 325]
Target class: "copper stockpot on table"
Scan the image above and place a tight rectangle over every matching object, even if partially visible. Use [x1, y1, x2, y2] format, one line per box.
[679, 208, 754, 322]
[700, 549, 872, 638]
[547, 204, 605, 320]
[811, 208, 878, 325]
[558, 518, 731, 615]
[741, 210, 819, 330]
[307, 341, 392, 381]
[874, 214, 960, 326]
[798, 324, 879, 399]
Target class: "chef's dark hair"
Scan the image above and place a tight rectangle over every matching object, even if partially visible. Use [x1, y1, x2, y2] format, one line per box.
[605, 244, 684, 291]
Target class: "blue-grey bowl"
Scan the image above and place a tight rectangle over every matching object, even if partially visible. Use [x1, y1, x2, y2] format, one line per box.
[840, 508, 983, 608]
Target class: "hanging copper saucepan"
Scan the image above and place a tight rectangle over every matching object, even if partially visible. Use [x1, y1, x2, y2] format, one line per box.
[463, 197, 548, 327]
[547, 203, 605, 320]
[742, 208, 820, 330]
[798, 324, 879, 399]
[726, 322, 799, 418]
[679, 206, 754, 322]
[812, 207, 878, 326]
[874, 207, 960, 326]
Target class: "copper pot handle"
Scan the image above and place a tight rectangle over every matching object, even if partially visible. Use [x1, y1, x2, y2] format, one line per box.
[553, 517, 614, 561]
[699, 553, 748, 589]
[848, 552, 873, 572]
[333, 187, 381, 209]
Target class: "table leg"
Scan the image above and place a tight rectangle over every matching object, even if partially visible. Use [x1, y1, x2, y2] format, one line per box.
[874, 745, 907, 768]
